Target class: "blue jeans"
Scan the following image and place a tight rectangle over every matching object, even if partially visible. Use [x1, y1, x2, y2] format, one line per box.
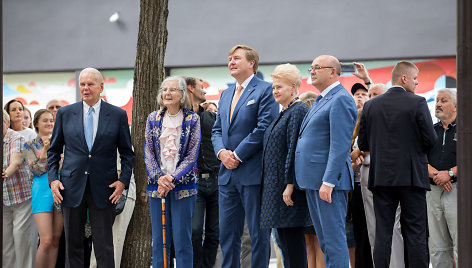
[150, 194, 196, 268]
[192, 173, 219, 268]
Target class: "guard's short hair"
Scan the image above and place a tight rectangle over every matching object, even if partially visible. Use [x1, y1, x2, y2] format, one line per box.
[391, 61, 418, 84]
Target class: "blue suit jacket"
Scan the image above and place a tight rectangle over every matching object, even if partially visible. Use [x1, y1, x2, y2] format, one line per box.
[47, 101, 135, 209]
[212, 76, 279, 186]
[295, 84, 357, 190]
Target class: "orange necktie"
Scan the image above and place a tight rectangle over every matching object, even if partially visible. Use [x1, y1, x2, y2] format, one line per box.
[230, 85, 243, 122]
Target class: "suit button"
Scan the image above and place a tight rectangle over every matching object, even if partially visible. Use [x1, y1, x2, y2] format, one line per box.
[88, 154, 92, 158]
[85, 171, 89, 175]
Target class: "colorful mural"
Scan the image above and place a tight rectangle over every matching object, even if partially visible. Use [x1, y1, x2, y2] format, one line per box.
[3, 57, 456, 125]
[2, 70, 135, 124]
[171, 58, 456, 104]
[2, 72, 76, 116]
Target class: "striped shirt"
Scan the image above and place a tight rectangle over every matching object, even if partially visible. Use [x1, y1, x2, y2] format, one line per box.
[3, 129, 31, 206]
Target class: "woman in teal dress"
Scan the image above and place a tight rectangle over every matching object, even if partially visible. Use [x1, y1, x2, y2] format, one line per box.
[24, 109, 63, 268]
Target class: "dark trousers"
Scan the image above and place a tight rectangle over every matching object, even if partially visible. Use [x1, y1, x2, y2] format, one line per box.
[351, 182, 374, 268]
[277, 227, 307, 268]
[55, 232, 66, 268]
[372, 187, 429, 268]
[192, 173, 219, 268]
[62, 182, 115, 268]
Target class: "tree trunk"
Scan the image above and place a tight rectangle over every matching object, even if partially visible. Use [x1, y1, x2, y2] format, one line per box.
[121, 0, 168, 267]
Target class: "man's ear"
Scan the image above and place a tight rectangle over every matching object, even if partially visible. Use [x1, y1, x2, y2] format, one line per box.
[401, 75, 407, 84]
[249, 60, 255, 70]
[187, 85, 194, 94]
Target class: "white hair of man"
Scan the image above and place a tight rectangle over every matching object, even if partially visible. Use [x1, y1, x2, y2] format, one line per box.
[370, 84, 387, 93]
[79, 67, 103, 84]
[437, 88, 457, 105]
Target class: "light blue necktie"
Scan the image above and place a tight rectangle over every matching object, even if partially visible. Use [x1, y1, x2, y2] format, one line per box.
[315, 94, 323, 105]
[85, 107, 94, 151]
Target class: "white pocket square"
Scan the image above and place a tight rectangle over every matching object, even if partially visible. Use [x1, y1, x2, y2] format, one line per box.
[247, 99, 255, 106]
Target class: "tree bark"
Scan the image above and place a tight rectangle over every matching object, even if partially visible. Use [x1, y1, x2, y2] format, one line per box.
[457, 0, 472, 265]
[121, 0, 168, 267]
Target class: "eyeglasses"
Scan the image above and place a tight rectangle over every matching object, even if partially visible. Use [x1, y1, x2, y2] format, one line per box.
[162, 88, 179, 93]
[308, 66, 333, 72]
[47, 105, 62, 110]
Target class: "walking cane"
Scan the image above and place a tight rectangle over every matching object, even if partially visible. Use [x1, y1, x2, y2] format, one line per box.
[161, 197, 167, 268]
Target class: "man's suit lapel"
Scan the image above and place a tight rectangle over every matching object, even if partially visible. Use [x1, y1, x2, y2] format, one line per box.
[74, 102, 88, 149]
[229, 77, 257, 126]
[299, 85, 342, 134]
[226, 85, 236, 125]
[93, 101, 111, 152]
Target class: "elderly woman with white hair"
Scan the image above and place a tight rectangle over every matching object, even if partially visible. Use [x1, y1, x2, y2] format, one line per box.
[144, 76, 201, 268]
[260, 64, 311, 268]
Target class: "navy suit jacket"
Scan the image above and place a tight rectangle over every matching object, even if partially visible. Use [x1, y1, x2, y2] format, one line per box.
[358, 86, 436, 190]
[295, 84, 357, 190]
[47, 101, 135, 209]
[212, 76, 279, 186]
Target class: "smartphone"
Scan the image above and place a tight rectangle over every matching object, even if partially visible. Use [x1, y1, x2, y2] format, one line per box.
[341, 63, 356, 73]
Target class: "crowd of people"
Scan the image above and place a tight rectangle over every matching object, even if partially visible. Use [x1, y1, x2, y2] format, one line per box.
[2, 44, 458, 268]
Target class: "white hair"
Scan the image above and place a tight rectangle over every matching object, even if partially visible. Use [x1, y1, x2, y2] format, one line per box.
[369, 83, 387, 93]
[157, 76, 191, 110]
[79, 67, 103, 84]
[437, 88, 457, 105]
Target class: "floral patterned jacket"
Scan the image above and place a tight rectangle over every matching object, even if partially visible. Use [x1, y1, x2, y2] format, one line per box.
[144, 108, 201, 200]
[23, 136, 47, 177]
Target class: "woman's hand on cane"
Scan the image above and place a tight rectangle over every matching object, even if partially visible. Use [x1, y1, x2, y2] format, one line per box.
[157, 175, 175, 197]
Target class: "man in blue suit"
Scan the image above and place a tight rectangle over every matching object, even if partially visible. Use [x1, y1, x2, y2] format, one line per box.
[295, 55, 357, 267]
[48, 67, 135, 268]
[212, 45, 279, 268]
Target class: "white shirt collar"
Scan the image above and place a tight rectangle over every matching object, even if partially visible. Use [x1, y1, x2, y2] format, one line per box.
[83, 99, 102, 113]
[320, 81, 340, 97]
[236, 74, 255, 90]
[392, 85, 406, 91]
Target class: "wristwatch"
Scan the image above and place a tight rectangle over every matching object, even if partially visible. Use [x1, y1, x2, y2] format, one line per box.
[365, 80, 372, 86]
[448, 169, 454, 177]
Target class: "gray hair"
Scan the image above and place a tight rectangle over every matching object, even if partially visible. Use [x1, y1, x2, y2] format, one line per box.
[3, 110, 10, 125]
[79, 67, 103, 84]
[369, 83, 387, 93]
[157, 76, 192, 110]
[437, 88, 457, 105]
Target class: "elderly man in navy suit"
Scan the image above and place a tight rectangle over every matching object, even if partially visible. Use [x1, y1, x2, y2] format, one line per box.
[48, 67, 135, 268]
[295, 55, 357, 267]
[212, 45, 279, 268]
